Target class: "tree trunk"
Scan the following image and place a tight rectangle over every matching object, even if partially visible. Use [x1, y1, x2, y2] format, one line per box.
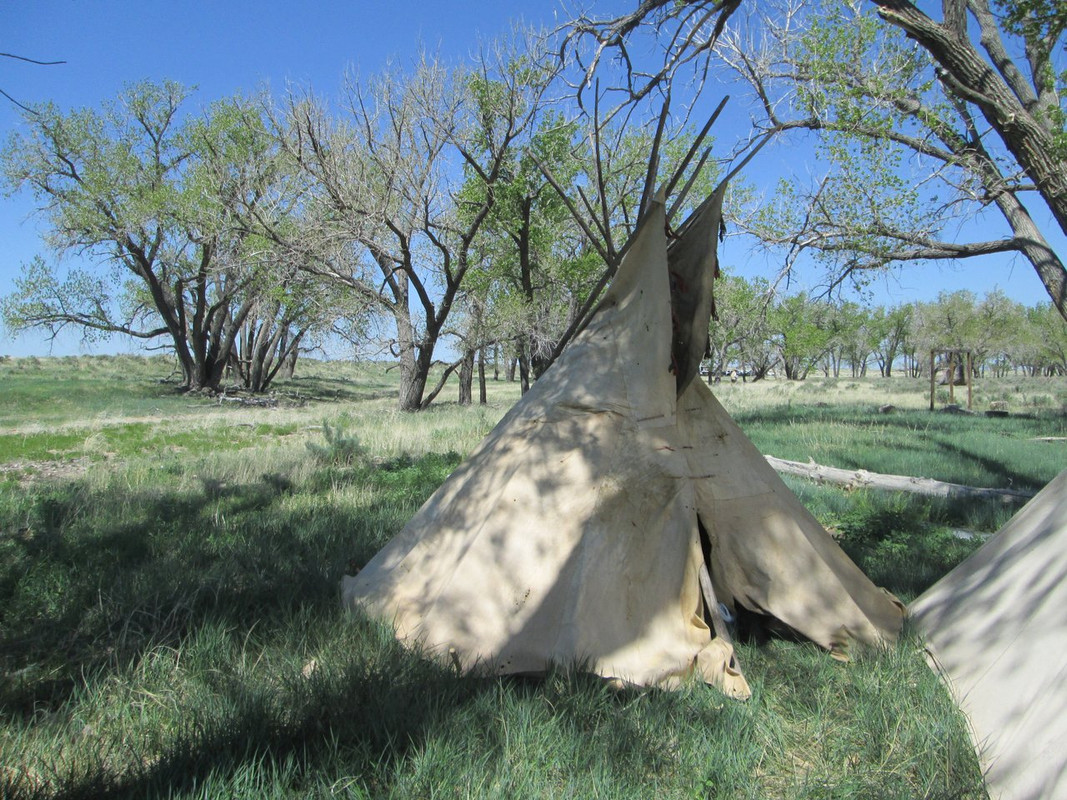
[518, 347, 531, 395]
[871, 0, 1067, 318]
[765, 455, 1033, 504]
[398, 351, 430, 412]
[280, 346, 298, 379]
[478, 347, 487, 405]
[394, 293, 426, 411]
[458, 347, 475, 405]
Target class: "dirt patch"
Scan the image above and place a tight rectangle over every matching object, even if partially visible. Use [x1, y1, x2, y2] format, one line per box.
[1, 457, 93, 485]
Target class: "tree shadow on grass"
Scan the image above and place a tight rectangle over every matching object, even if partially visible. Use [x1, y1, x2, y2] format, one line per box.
[93, 671, 676, 800]
[280, 374, 397, 404]
[736, 405, 1058, 493]
[0, 437, 756, 799]
[5, 603, 678, 799]
[0, 453, 460, 721]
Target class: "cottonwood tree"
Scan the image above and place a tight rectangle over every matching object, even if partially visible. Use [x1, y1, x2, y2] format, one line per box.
[465, 108, 708, 392]
[909, 290, 986, 382]
[704, 276, 1062, 377]
[707, 270, 777, 378]
[1, 83, 317, 391]
[183, 98, 340, 391]
[224, 260, 343, 391]
[561, 0, 742, 115]
[1024, 302, 1067, 374]
[869, 303, 913, 376]
[453, 103, 586, 393]
[720, 0, 1067, 318]
[769, 291, 835, 379]
[527, 92, 728, 384]
[822, 301, 879, 377]
[871, 0, 1067, 254]
[562, 0, 1067, 319]
[267, 50, 547, 411]
[449, 292, 490, 405]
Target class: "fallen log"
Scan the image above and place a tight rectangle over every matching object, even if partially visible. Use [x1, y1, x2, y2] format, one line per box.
[765, 455, 1035, 504]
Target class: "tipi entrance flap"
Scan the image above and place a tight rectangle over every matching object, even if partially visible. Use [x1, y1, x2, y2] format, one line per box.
[667, 184, 726, 393]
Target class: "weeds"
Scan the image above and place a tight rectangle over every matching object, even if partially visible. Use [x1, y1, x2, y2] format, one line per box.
[306, 420, 365, 466]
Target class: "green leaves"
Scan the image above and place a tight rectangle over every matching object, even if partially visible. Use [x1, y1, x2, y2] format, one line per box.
[3, 81, 190, 263]
[2, 81, 333, 391]
[1, 256, 117, 342]
[704, 269, 1061, 380]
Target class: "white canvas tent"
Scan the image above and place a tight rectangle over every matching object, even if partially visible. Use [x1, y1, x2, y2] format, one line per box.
[910, 469, 1067, 800]
[343, 192, 903, 697]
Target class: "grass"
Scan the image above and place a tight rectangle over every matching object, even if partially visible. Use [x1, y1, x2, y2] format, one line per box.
[734, 403, 1059, 493]
[2, 356, 1063, 798]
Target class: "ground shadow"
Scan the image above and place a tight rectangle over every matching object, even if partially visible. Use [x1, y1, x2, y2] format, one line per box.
[735, 404, 1059, 493]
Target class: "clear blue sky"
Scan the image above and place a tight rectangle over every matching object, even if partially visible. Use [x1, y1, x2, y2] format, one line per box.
[0, 0, 1057, 356]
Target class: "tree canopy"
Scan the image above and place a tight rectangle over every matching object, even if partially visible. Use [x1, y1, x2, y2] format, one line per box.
[1, 82, 333, 391]
[561, 0, 1067, 319]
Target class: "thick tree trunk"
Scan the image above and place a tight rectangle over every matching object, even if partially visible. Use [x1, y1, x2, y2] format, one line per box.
[398, 352, 430, 412]
[280, 345, 298, 379]
[518, 342, 531, 395]
[399, 367, 428, 412]
[394, 296, 426, 411]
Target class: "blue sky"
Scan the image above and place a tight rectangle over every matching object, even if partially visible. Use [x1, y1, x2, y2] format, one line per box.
[0, 0, 1058, 356]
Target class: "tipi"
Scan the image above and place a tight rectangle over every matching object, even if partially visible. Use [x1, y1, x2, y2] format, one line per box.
[910, 469, 1067, 800]
[343, 191, 903, 697]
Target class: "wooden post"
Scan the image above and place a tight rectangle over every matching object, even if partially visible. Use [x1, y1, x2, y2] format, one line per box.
[929, 350, 936, 411]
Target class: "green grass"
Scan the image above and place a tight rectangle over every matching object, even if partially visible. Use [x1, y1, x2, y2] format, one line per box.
[734, 403, 1061, 493]
[5, 357, 1063, 798]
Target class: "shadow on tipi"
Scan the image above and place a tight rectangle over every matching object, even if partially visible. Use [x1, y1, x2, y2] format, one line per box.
[343, 189, 903, 698]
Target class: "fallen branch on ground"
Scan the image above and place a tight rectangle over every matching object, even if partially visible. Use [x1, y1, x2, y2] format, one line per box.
[765, 455, 1035, 504]
[216, 394, 278, 408]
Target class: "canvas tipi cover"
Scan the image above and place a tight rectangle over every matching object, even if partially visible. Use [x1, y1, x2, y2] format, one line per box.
[343, 193, 903, 697]
[910, 469, 1067, 800]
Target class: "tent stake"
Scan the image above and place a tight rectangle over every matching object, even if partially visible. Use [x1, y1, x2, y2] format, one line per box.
[698, 562, 734, 644]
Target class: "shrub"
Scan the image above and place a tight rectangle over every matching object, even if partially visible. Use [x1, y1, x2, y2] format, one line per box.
[306, 420, 365, 466]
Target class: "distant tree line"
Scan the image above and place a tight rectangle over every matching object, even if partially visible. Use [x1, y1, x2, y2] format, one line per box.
[706, 276, 1067, 380]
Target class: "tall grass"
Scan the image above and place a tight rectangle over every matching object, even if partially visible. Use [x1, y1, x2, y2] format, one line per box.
[4, 357, 1060, 798]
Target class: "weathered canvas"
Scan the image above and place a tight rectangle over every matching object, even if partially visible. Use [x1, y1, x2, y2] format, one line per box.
[911, 469, 1067, 800]
[343, 192, 903, 697]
